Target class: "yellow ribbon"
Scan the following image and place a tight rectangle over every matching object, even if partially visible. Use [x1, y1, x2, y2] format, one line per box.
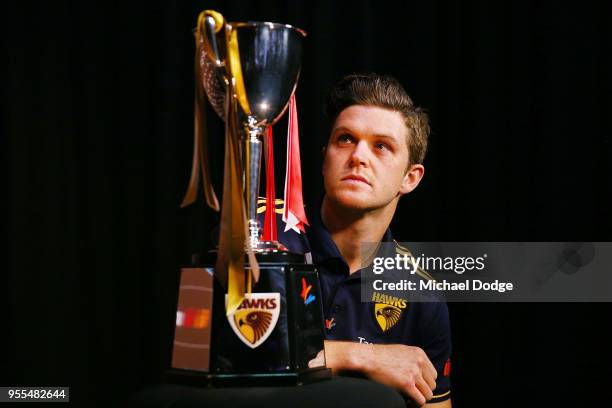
[227, 25, 251, 116]
[228, 24, 259, 291]
[216, 89, 244, 315]
[216, 78, 259, 317]
[186, 9, 259, 316]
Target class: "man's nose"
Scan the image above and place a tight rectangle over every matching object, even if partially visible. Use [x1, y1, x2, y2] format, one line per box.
[349, 141, 369, 167]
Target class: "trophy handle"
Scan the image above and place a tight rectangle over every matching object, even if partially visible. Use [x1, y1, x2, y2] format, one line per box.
[198, 9, 251, 117]
[199, 10, 225, 67]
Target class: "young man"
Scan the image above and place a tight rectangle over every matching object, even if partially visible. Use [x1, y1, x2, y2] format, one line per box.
[283, 73, 451, 406]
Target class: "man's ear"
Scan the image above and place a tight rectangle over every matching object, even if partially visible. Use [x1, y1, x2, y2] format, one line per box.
[399, 164, 425, 195]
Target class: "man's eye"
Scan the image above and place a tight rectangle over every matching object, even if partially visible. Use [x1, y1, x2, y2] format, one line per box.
[337, 134, 353, 143]
[375, 142, 390, 151]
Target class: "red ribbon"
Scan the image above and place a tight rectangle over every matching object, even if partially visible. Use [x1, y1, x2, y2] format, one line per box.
[283, 94, 309, 233]
[262, 127, 277, 241]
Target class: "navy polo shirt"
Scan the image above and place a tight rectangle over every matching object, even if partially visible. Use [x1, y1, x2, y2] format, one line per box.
[278, 205, 452, 404]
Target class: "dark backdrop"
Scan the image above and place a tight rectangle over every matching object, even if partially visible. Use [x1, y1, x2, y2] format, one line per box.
[5, 0, 612, 406]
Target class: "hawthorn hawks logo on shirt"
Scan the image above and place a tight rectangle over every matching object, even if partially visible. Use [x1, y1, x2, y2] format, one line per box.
[372, 291, 408, 333]
[226, 293, 280, 349]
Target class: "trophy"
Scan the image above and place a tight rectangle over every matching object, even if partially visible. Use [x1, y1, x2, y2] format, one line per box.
[169, 10, 331, 385]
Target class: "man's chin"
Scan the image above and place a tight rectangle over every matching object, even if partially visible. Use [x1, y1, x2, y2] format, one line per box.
[327, 192, 377, 212]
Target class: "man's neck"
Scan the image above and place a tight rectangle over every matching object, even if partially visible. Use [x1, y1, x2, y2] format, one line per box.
[321, 196, 397, 274]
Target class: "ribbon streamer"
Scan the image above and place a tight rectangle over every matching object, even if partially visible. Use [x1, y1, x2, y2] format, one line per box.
[216, 86, 259, 316]
[283, 94, 309, 233]
[180, 23, 220, 211]
[185, 10, 259, 316]
[216, 87, 248, 316]
[227, 27, 251, 116]
[263, 127, 277, 241]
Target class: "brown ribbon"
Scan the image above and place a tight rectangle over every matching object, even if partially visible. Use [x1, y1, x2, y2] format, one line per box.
[181, 21, 220, 211]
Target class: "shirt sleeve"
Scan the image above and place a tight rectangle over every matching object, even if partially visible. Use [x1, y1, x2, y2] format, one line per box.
[421, 302, 452, 403]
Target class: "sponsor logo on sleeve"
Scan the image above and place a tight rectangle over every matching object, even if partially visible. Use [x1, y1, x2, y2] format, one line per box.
[325, 317, 336, 330]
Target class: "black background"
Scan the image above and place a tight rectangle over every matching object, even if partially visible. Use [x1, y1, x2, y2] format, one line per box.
[5, 0, 612, 406]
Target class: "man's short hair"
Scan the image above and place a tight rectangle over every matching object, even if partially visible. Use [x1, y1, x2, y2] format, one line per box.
[325, 73, 430, 165]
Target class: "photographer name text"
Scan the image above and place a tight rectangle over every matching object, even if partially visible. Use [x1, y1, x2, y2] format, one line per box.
[372, 279, 514, 293]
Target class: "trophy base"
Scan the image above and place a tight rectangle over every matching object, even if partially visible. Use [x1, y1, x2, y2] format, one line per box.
[165, 367, 332, 387]
[253, 240, 290, 253]
[202, 247, 305, 264]
[170, 259, 330, 387]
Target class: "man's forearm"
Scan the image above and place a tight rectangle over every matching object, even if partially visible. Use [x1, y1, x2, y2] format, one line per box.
[323, 340, 373, 374]
[322, 339, 439, 406]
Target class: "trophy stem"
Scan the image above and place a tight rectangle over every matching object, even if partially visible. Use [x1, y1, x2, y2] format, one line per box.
[244, 116, 264, 251]
[244, 116, 290, 254]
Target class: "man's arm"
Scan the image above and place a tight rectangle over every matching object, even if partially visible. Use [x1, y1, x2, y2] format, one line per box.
[319, 340, 439, 406]
[425, 400, 452, 408]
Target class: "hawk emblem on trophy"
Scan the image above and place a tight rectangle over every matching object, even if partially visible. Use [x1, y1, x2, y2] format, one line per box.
[227, 293, 280, 349]
[235, 310, 272, 344]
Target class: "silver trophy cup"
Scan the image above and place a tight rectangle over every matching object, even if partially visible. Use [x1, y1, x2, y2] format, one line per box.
[200, 11, 306, 252]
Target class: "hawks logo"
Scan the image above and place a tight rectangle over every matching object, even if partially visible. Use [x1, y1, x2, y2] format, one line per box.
[226, 293, 280, 349]
[372, 291, 408, 332]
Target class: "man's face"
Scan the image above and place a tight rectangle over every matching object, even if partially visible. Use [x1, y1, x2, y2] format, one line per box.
[322, 105, 422, 212]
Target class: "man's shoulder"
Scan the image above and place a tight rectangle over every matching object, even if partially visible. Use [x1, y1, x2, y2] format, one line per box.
[256, 199, 311, 254]
[392, 240, 435, 282]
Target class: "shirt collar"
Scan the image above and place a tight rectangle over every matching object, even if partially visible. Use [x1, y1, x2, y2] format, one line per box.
[306, 199, 395, 267]
[307, 206, 343, 265]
